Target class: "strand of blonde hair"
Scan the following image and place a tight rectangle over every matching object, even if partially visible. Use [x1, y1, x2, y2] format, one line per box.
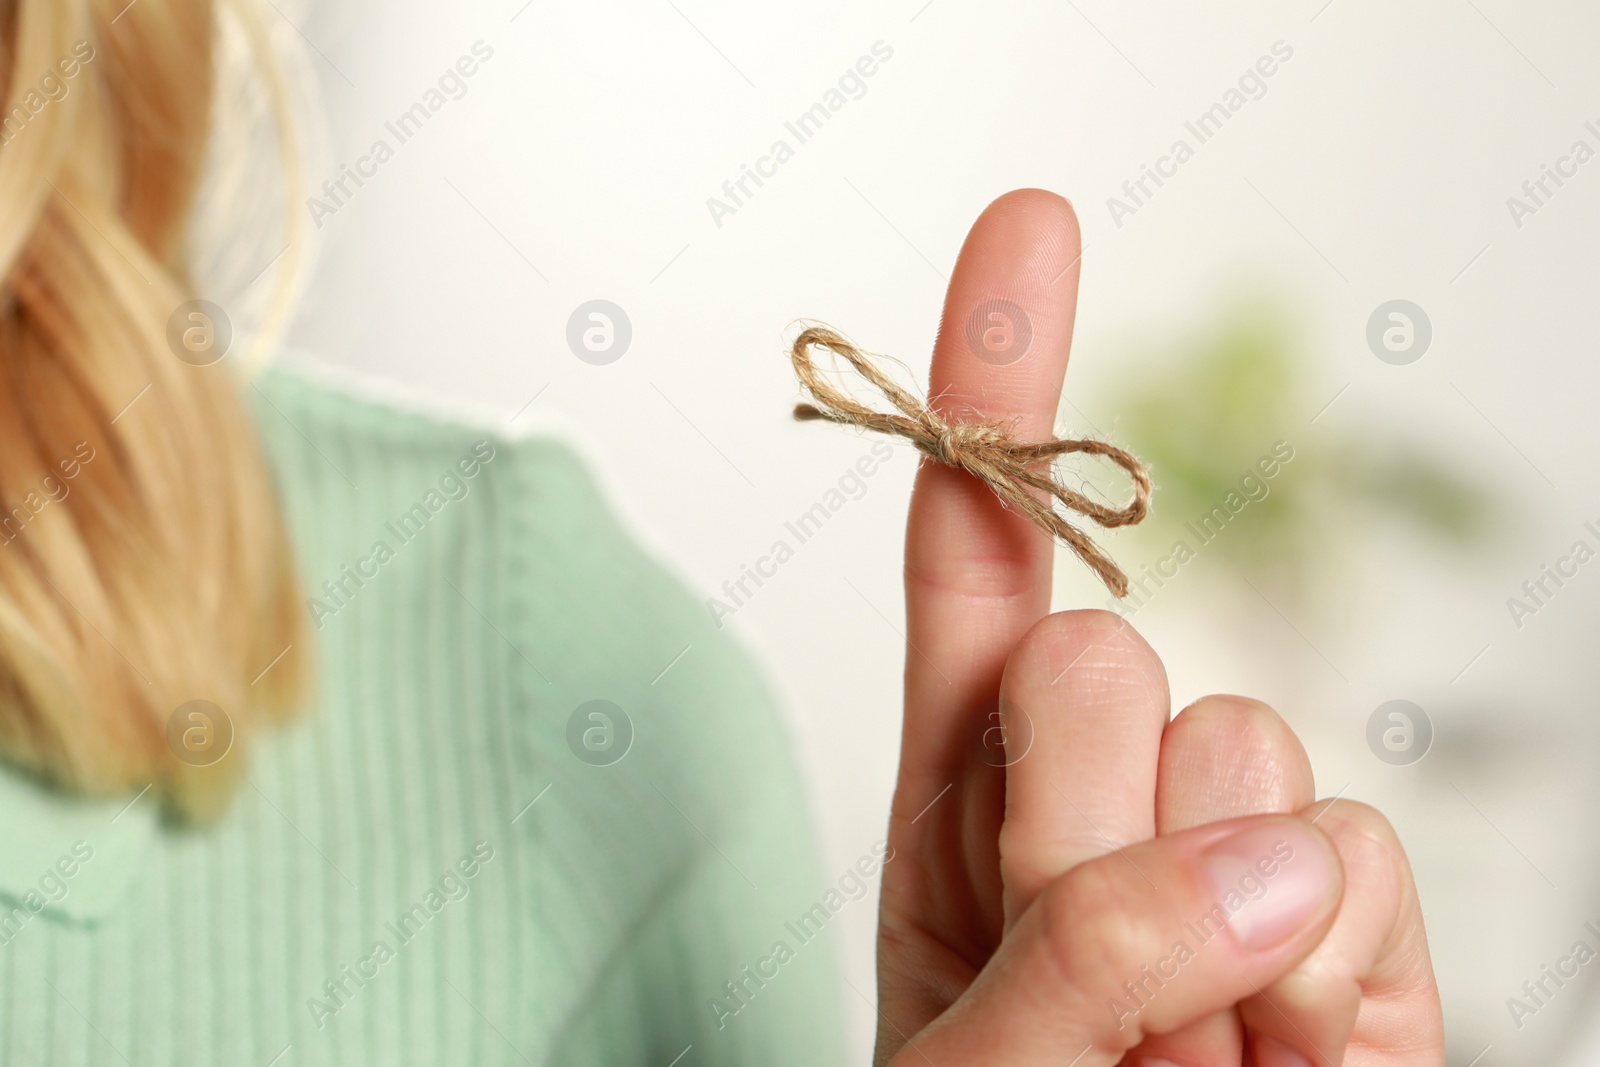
[0, 0, 311, 820]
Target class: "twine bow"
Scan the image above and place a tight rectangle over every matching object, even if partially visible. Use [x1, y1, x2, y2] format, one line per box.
[789, 325, 1152, 597]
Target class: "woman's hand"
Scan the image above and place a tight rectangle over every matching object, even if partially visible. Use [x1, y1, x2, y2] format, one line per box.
[875, 189, 1445, 1065]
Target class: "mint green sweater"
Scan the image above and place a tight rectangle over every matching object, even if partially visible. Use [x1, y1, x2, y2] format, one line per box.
[0, 365, 846, 1065]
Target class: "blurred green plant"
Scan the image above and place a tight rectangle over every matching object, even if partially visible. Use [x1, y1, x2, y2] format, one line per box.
[1093, 300, 1493, 602]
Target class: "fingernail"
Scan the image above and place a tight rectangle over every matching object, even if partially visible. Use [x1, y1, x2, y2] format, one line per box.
[1199, 822, 1336, 952]
[1139, 1059, 1184, 1067]
[1254, 1034, 1316, 1067]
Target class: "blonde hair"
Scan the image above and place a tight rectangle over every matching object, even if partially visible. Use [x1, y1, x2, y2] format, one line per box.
[0, 0, 311, 820]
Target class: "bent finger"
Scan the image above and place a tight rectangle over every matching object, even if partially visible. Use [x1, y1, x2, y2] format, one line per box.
[1239, 800, 1445, 1067]
[996, 609, 1169, 925]
[1127, 695, 1318, 1067]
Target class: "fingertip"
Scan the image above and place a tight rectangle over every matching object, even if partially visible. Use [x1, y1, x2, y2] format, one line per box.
[930, 188, 1084, 409]
[978, 188, 1080, 239]
[955, 187, 1082, 293]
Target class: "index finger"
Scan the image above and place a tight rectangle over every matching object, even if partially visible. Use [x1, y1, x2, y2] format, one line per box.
[895, 189, 1083, 822]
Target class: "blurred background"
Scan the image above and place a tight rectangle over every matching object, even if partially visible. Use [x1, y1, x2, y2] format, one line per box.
[215, 1, 1600, 1061]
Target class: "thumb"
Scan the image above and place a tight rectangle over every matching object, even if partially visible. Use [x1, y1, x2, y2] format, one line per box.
[896, 815, 1344, 1066]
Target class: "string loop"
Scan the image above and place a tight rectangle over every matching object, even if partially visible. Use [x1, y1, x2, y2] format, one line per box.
[790, 325, 1152, 597]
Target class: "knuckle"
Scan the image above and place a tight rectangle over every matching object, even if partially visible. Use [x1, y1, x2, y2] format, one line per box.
[1308, 799, 1411, 921]
[998, 821, 1108, 895]
[1314, 799, 1404, 861]
[1168, 695, 1284, 755]
[1163, 695, 1312, 803]
[1278, 801, 1439, 1007]
[1177, 693, 1280, 730]
[1039, 858, 1153, 999]
[1008, 608, 1154, 684]
[1049, 607, 1140, 649]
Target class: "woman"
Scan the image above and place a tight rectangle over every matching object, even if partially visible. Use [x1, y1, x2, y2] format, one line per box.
[0, 1, 1444, 1064]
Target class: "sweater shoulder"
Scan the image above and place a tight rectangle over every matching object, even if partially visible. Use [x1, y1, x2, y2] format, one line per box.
[246, 358, 796, 778]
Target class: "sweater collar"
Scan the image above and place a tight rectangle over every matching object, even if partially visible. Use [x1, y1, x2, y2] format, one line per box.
[0, 767, 156, 928]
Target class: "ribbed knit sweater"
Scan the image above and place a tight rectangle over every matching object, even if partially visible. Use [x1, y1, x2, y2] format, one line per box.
[0, 363, 846, 1065]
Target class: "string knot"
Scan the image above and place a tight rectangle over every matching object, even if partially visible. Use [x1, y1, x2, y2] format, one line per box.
[928, 421, 1005, 467]
[788, 324, 1153, 597]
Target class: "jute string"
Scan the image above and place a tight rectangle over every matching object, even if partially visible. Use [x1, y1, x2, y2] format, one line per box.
[789, 325, 1153, 597]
